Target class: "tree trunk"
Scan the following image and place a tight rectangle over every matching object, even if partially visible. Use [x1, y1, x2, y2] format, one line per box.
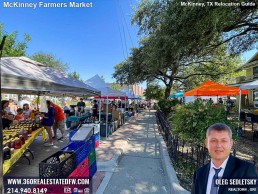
[165, 84, 172, 99]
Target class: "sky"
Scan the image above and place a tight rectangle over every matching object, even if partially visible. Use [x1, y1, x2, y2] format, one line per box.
[0, 0, 140, 85]
[0, 0, 257, 90]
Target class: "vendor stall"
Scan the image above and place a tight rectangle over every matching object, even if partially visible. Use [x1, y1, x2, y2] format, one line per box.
[0, 57, 101, 187]
[85, 74, 127, 138]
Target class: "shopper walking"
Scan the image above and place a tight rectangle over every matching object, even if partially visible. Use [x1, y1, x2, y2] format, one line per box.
[51, 101, 65, 141]
[41, 100, 55, 146]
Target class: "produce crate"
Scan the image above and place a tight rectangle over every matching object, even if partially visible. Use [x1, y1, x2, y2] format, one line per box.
[69, 128, 79, 142]
[93, 132, 100, 141]
[87, 136, 95, 151]
[95, 140, 100, 148]
[68, 157, 89, 178]
[93, 132, 100, 148]
[61, 141, 91, 166]
[39, 151, 76, 178]
[88, 149, 96, 167]
[89, 161, 97, 179]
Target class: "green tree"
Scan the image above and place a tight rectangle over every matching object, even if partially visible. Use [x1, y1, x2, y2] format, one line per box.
[68, 71, 83, 81]
[30, 52, 69, 73]
[144, 83, 164, 100]
[0, 24, 31, 57]
[111, 83, 121, 91]
[133, 0, 258, 55]
[114, 0, 253, 98]
[100, 75, 105, 81]
[171, 101, 237, 145]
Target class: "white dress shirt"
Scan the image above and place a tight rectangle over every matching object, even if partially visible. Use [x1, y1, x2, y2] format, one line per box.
[206, 156, 229, 194]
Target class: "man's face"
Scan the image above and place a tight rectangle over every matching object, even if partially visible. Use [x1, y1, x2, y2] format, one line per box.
[205, 129, 233, 164]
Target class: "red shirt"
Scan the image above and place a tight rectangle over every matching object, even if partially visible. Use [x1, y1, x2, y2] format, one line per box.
[53, 104, 65, 122]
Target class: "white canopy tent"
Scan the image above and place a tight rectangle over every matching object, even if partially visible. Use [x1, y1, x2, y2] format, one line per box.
[238, 80, 258, 123]
[85, 74, 126, 97]
[1, 57, 100, 96]
[121, 88, 141, 100]
[85, 74, 126, 139]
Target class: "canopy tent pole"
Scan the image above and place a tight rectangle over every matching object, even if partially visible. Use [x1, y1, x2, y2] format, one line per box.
[98, 96, 101, 122]
[125, 96, 127, 111]
[106, 96, 108, 140]
[36, 92, 41, 110]
[238, 90, 242, 127]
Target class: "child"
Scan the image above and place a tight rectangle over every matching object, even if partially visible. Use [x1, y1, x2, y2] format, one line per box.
[15, 108, 25, 121]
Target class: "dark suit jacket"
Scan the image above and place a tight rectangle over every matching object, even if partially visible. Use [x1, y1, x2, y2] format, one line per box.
[191, 155, 258, 194]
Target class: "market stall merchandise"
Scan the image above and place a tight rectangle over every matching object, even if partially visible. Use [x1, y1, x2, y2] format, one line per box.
[3, 127, 44, 175]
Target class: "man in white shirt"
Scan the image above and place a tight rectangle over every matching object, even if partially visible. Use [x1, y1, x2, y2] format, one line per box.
[19, 96, 31, 109]
[191, 123, 257, 194]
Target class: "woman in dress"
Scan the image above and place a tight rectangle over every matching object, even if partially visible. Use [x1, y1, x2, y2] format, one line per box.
[41, 100, 55, 146]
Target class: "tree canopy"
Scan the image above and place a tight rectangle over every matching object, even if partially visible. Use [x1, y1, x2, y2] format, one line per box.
[113, 0, 257, 99]
[0, 24, 31, 57]
[30, 52, 69, 73]
[68, 71, 84, 82]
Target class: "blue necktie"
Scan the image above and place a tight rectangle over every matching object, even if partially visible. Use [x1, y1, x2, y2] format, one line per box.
[210, 167, 222, 194]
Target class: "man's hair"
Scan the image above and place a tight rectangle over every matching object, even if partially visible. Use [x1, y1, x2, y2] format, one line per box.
[46, 100, 52, 106]
[206, 123, 232, 138]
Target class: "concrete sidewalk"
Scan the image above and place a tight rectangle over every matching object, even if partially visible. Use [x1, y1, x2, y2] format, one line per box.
[95, 110, 190, 194]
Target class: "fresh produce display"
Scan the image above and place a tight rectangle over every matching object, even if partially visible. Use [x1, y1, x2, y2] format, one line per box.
[3, 121, 42, 161]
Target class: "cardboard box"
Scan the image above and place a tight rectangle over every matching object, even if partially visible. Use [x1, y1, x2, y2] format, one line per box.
[112, 110, 122, 125]
[103, 104, 112, 113]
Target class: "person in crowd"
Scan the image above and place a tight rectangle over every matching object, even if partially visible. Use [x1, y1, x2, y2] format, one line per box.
[208, 98, 214, 104]
[2, 99, 11, 114]
[19, 96, 31, 109]
[118, 100, 122, 108]
[91, 100, 98, 119]
[63, 102, 70, 111]
[147, 101, 151, 109]
[191, 123, 258, 194]
[218, 97, 223, 104]
[15, 108, 25, 121]
[22, 103, 31, 119]
[9, 99, 17, 115]
[245, 95, 249, 107]
[2, 100, 14, 129]
[63, 102, 70, 118]
[226, 96, 233, 115]
[51, 101, 65, 141]
[69, 105, 75, 116]
[41, 100, 55, 146]
[77, 98, 86, 114]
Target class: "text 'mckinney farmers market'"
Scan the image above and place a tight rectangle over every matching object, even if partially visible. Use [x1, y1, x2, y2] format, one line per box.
[2, 1, 93, 9]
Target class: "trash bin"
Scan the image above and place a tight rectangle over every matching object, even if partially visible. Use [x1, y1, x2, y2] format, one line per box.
[100, 123, 113, 137]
